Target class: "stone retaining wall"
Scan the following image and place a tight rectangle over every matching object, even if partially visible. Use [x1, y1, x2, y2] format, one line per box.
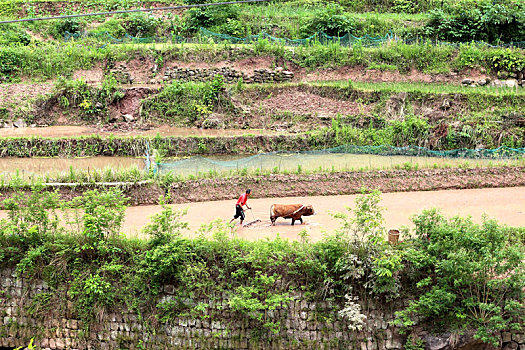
[162, 66, 294, 84]
[110, 63, 294, 85]
[0, 268, 523, 349]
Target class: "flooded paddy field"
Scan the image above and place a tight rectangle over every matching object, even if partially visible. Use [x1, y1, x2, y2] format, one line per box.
[0, 152, 520, 179]
[157, 152, 519, 177]
[0, 156, 145, 178]
[122, 187, 525, 240]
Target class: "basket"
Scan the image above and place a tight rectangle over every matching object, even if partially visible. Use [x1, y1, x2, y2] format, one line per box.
[388, 229, 400, 245]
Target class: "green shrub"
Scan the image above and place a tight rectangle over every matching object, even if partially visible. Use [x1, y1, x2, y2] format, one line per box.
[423, 2, 525, 43]
[486, 47, 525, 73]
[391, 0, 420, 13]
[1, 184, 60, 239]
[67, 188, 127, 244]
[89, 18, 127, 38]
[183, 3, 240, 34]
[141, 75, 232, 126]
[68, 273, 115, 320]
[52, 18, 85, 39]
[0, 24, 31, 46]
[213, 18, 247, 37]
[389, 115, 431, 146]
[0, 47, 23, 80]
[142, 196, 188, 247]
[51, 76, 123, 122]
[396, 209, 525, 346]
[299, 4, 356, 37]
[0, 1, 17, 17]
[123, 12, 160, 37]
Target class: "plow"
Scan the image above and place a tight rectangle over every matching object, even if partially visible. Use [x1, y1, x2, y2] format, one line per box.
[243, 208, 261, 227]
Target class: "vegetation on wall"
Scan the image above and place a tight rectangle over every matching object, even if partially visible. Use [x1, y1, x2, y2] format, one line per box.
[46, 75, 124, 123]
[0, 187, 523, 346]
[140, 75, 235, 127]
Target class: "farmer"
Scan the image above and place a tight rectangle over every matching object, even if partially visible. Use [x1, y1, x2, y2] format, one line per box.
[229, 189, 251, 225]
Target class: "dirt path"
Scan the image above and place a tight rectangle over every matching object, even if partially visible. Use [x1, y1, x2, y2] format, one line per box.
[121, 187, 525, 241]
[0, 125, 278, 138]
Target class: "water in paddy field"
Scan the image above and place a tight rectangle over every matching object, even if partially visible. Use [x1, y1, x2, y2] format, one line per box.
[0, 157, 145, 179]
[157, 153, 520, 177]
[0, 153, 520, 180]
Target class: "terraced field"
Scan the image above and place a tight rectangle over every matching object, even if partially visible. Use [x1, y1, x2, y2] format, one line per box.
[2, 0, 525, 219]
[1, 1, 524, 348]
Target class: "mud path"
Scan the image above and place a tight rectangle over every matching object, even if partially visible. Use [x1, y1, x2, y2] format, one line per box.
[0, 187, 522, 241]
[0, 125, 278, 138]
[122, 187, 525, 241]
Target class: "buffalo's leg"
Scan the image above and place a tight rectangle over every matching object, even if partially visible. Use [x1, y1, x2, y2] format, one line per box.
[270, 216, 276, 225]
[291, 218, 295, 226]
[299, 217, 303, 224]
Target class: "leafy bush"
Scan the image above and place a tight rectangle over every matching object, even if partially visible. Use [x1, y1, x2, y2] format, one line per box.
[339, 0, 433, 12]
[123, 12, 160, 37]
[391, 0, 420, 13]
[228, 271, 292, 333]
[52, 18, 85, 39]
[1, 184, 60, 239]
[68, 273, 115, 320]
[486, 48, 525, 73]
[0, 47, 23, 80]
[423, 2, 525, 43]
[51, 76, 123, 122]
[0, 24, 31, 46]
[213, 18, 247, 37]
[389, 115, 431, 146]
[141, 75, 232, 127]
[89, 18, 127, 38]
[396, 209, 525, 346]
[142, 195, 188, 247]
[67, 188, 127, 243]
[299, 4, 356, 37]
[183, 4, 239, 34]
[0, 1, 17, 17]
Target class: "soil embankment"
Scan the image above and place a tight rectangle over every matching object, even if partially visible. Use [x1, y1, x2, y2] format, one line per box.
[166, 166, 525, 203]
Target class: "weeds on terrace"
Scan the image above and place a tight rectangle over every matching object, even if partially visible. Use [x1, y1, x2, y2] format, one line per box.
[50, 75, 124, 123]
[0, 187, 522, 345]
[2, 39, 525, 81]
[264, 80, 525, 97]
[140, 75, 234, 127]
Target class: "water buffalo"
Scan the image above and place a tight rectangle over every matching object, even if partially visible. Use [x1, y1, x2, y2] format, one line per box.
[270, 204, 315, 226]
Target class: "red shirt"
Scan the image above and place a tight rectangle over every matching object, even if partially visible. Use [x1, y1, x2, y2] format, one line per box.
[236, 193, 248, 206]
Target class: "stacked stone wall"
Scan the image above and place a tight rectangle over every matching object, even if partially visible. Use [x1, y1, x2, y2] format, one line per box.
[162, 66, 294, 84]
[0, 267, 523, 350]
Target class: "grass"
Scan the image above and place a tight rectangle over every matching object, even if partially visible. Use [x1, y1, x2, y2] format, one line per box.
[248, 80, 525, 96]
[346, 80, 525, 96]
